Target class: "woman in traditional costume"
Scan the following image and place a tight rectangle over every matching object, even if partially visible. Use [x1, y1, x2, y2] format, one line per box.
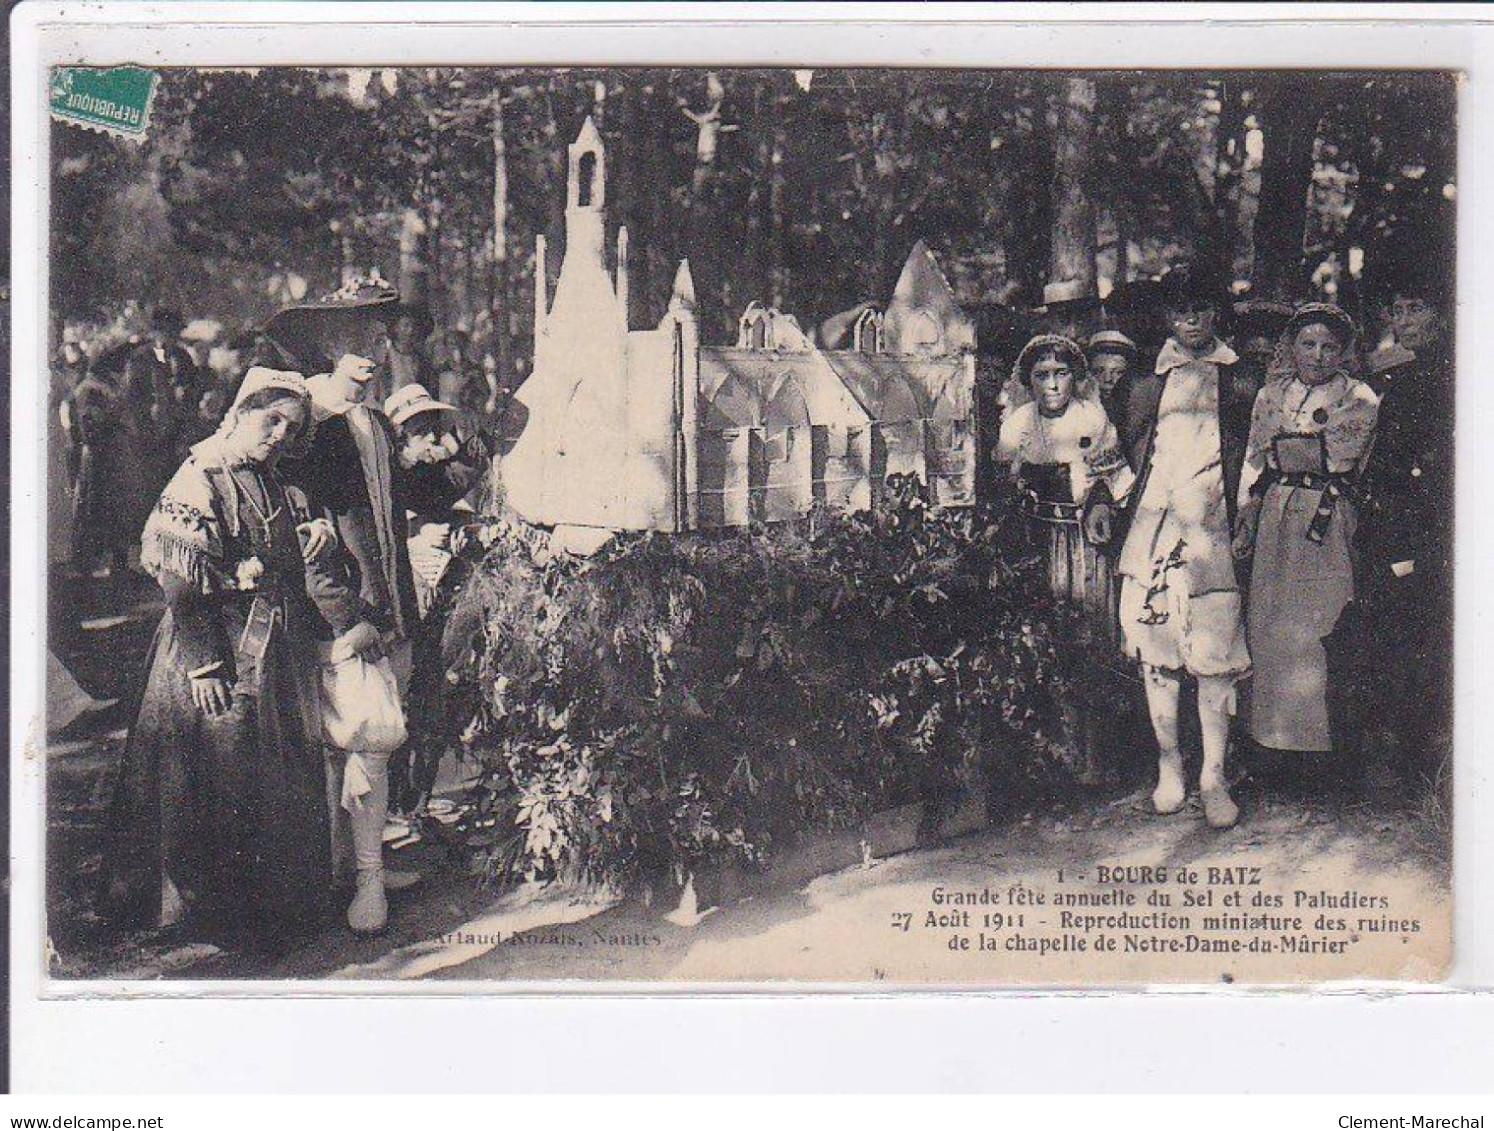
[1233, 303, 1379, 759]
[996, 334, 1134, 628]
[106, 368, 345, 942]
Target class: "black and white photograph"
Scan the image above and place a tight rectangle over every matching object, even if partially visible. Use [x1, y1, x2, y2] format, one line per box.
[32, 56, 1457, 986]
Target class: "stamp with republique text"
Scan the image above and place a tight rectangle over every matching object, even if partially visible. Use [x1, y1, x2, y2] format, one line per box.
[49, 65, 158, 142]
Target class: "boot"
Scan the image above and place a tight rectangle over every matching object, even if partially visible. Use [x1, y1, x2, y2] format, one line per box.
[347, 867, 388, 934]
[325, 751, 355, 887]
[346, 751, 391, 934]
[1201, 785, 1240, 830]
[1152, 750, 1186, 815]
[1198, 678, 1239, 830]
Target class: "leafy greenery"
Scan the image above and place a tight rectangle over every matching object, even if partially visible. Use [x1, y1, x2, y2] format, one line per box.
[424, 481, 1133, 888]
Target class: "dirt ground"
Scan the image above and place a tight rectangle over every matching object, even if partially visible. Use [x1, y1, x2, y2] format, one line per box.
[43, 567, 1451, 986]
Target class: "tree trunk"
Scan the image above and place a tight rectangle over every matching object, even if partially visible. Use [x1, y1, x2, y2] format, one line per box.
[491, 92, 512, 392]
[615, 75, 645, 325]
[684, 72, 727, 331]
[748, 80, 789, 310]
[542, 76, 567, 274]
[870, 106, 897, 300]
[1099, 77, 1132, 288]
[1049, 76, 1098, 293]
[1214, 77, 1253, 278]
[336, 221, 356, 286]
[399, 207, 428, 309]
[1002, 78, 1055, 301]
[592, 77, 607, 129]
[686, 72, 725, 204]
[424, 190, 442, 322]
[448, 230, 470, 331]
[1252, 75, 1323, 297]
[767, 101, 787, 311]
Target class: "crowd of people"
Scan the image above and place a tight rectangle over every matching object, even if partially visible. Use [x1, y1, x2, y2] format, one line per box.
[52, 295, 508, 591]
[994, 262, 1452, 830]
[50, 283, 501, 946]
[47, 253, 1452, 949]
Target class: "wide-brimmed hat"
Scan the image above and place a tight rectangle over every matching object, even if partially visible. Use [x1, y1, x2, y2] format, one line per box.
[391, 302, 436, 342]
[973, 302, 1037, 361]
[1042, 279, 1099, 307]
[1102, 278, 1167, 352]
[1284, 301, 1357, 345]
[1037, 279, 1103, 319]
[1358, 225, 1453, 308]
[264, 276, 401, 372]
[385, 383, 456, 428]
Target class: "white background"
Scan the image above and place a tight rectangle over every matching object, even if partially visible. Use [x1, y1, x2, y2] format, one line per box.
[10, 2, 1494, 1093]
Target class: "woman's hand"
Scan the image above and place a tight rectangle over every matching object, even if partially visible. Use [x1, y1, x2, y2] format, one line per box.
[296, 518, 336, 563]
[1232, 500, 1261, 561]
[190, 676, 234, 719]
[332, 620, 385, 663]
[1083, 503, 1113, 546]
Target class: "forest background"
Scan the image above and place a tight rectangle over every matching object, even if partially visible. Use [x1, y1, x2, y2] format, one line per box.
[49, 66, 1456, 373]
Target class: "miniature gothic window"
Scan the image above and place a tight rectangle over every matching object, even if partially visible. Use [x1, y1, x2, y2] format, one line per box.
[853, 309, 884, 354]
[577, 152, 598, 207]
[765, 374, 810, 429]
[738, 303, 773, 350]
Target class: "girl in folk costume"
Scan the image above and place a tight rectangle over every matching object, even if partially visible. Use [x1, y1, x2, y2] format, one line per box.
[106, 369, 347, 941]
[1233, 304, 1379, 758]
[996, 335, 1134, 627]
[1090, 266, 1253, 829]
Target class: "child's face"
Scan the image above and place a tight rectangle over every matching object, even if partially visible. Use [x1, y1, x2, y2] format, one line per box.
[1090, 353, 1130, 394]
[1291, 323, 1346, 386]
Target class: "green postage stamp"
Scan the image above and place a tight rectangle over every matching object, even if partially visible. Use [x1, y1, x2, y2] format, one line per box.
[49, 65, 159, 141]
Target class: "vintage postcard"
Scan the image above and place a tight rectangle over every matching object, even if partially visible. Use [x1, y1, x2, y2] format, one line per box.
[22, 25, 1460, 990]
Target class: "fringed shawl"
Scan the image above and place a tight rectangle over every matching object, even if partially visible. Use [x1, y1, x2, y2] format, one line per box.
[139, 453, 228, 595]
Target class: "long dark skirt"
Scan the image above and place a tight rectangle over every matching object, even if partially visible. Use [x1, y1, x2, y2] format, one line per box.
[106, 608, 332, 939]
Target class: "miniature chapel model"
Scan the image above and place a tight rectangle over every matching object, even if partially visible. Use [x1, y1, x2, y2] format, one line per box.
[501, 118, 978, 542]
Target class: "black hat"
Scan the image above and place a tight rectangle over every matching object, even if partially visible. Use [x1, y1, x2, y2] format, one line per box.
[974, 302, 1038, 361]
[1102, 278, 1167, 352]
[1157, 262, 1230, 313]
[263, 276, 401, 373]
[1231, 298, 1294, 341]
